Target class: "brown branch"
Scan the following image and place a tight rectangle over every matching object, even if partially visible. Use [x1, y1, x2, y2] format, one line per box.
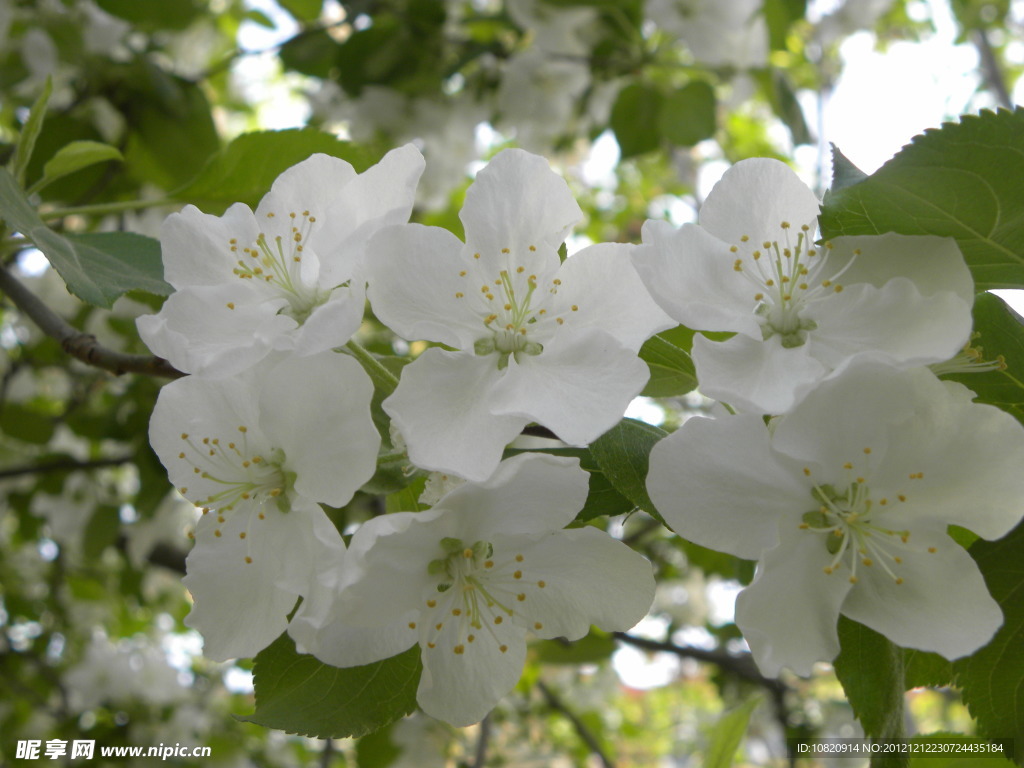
[536, 680, 615, 768]
[973, 28, 1013, 109]
[0, 455, 135, 480]
[613, 632, 792, 728]
[0, 264, 184, 379]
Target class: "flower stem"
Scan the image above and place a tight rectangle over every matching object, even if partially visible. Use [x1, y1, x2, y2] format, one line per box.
[39, 197, 177, 221]
[376, 451, 406, 464]
[344, 340, 400, 395]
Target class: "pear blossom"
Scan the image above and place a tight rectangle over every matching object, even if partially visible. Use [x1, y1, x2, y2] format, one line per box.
[366, 148, 673, 481]
[149, 352, 380, 660]
[646, 360, 1024, 677]
[632, 158, 974, 413]
[289, 453, 656, 726]
[137, 145, 424, 377]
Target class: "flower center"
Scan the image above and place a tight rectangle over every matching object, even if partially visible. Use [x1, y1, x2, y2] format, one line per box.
[798, 454, 935, 585]
[226, 210, 331, 323]
[729, 222, 852, 348]
[418, 536, 549, 656]
[177, 426, 294, 564]
[454, 245, 579, 369]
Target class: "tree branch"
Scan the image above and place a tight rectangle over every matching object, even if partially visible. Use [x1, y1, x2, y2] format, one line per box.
[536, 680, 615, 768]
[0, 455, 135, 480]
[613, 632, 792, 728]
[0, 264, 184, 379]
[972, 28, 1013, 109]
[472, 712, 491, 768]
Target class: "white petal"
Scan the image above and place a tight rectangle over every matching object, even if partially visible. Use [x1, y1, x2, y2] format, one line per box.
[692, 332, 827, 414]
[183, 504, 340, 661]
[489, 328, 649, 445]
[149, 370, 267, 500]
[825, 234, 974, 305]
[736, 527, 854, 677]
[384, 348, 525, 482]
[439, 453, 588, 538]
[514, 526, 655, 640]
[770, 361, 940, 473]
[137, 285, 294, 377]
[291, 281, 366, 356]
[259, 352, 379, 508]
[698, 158, 820, 246]
[160, 203, 259, 289]
[552, 242, 674, 348]
[366, 224, 484, 349]
[647, 414, 805, 559]
[840, 525, 1002, 660]
[632, 220, 762, 336]
[810, 278, 971, 369]
[417, 610, 527, 727]
[459, 148, 580, 274]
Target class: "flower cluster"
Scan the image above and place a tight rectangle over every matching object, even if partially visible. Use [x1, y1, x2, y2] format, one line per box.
[141, 147, 665, 724]
[637, 158, 1024, 676]
[143, 144, 1023, 723]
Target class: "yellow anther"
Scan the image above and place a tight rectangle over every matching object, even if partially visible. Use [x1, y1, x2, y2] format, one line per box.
[571, 305, 578, 311]
[849, 576, 858, 584]
[553, 279, 561, 285]
[427, 642, 436, 649]
[467, 634, 475, 643]
[834, 285, 844, 293]
[766, 279, 775, 287]
[537, 580, 546, 588]
[821, 279, 832, 287]
[473, 253, 481, 259]
[517, 593, 526, 602]
[238, 426, 247, 433]
[529, 245, 536, 251]
[801, 224, 809, 232]
[556, 318, 564, 325]
[516, 555, 524, 562]
[245, 556, 252, 564]
[499, 645, 508, 653]
[494, 616, 503, 624]
[928, 546, 937, 553]
[754, 293, 764, 301]
[454, 645, 465, 654]
[752, 250, 761, 259]
[456, 292, 464, 298]
[799, 283, 808, 290]
[729, 245, 738, 253]
[803, 467, 811, 476]
[895, 577, 904, 585]
[504, 303, 512, 310]
[452, 608, 462, 616]
[862, 558, 872, 566]
[843, 462, 853, 470]
[501, 248, 510, 254]
[484, 560, 494, 569]
[214, 530, 222, 538]
[513, 570, 522, 579]
[226, 302, 235, 310]
[740, 235, 750, 242]
[823, 566, 833, 575]
[781, 221, 790, 229]
[463, 548, 473, 559]
[898, 494, 907, 502]
[534, 622, 543, 630]
[435, 623, 442, 630]
[517, 266, 525, 273]
[733, 260, 743, 272]
[880, 498, 888, 505]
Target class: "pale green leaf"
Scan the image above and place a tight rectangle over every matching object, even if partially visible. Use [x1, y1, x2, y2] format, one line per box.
[38, 141, 123, 191]
[703, 695, 762, 768]
[9, 77, 52, 188]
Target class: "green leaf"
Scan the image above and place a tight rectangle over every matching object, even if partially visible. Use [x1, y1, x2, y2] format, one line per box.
[610, 84, 663, 158]
[83, 505, 121, 560]
[903, 649, 953, 690]
[577, 469, 635, 522]
[355, 723, 402, 768]
[242, 633, 422, 739]
[834, 616, 907, 754]
[945, 292, 1024, 424]
[534, 629, 617, 665]
[659, 81, 717, 148]
[280, 30, 339, 79]
[703, 695, 762, 768]
[278, 0, 323, 21]
[828, 143, 868, 193]
[589, 418, 667, 523]
[9, 77, 52, 187]
[94, 0, 203, 30]
[0, 170, 171, 306]
[757, 69, 811, 146]
[953, 520, 1024, 765]
[763, 0, 806, 50]
[37, 141, 123, 191]
[385, 475, 427, 513]
[0, 403, 55, 445]
[639, 333, 698, 397]
[176, 129, 381, 213]
[820, 109, 1024, 290]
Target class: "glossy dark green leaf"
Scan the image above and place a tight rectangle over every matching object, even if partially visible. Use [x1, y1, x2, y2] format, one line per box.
[820, 109, 1024, 290]
[242, 633, 421, 739]
[589, 418, 667, 523]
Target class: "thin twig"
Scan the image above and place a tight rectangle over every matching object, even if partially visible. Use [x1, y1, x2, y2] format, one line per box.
[0, 264, 184, 379]
[536, 680, 614, 768]
[472, 712, 491, 768]
[973, 28, 1013, 109]
[613, 632, 792, 730]
[0, 455, 135, 480]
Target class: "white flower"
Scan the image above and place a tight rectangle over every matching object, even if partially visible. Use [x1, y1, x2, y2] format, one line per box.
[149, 352, 380, 660]
[646, 0, 769, 69]
[646, 360, 1024, 676]
[138, 146, 425, 377]
[289, 453, 656, 726]
[632, 158, 974, 414]
[366, 148, 673, 481]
